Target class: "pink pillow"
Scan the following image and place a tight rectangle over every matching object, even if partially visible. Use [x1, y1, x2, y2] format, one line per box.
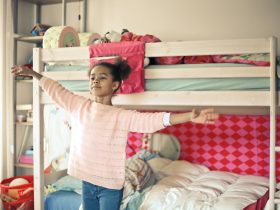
[183, 55, 214, 64]
[155, 56, 184, 65]
[212, 53, 270, 66]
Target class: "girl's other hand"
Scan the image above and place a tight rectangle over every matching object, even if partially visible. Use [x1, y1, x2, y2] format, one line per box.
[11, 65, 34, 77]
[191, 108, 219, 124]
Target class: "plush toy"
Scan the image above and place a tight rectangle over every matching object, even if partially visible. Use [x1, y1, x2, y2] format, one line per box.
[120, 30, 161, 43]
[30, 23, 51, 36]
[92, 30, 122, 44]
[93, 37, 109, 44]
[104, 30, 122, 42]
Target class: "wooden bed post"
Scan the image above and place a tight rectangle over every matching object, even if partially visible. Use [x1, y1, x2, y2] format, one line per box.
[269, 36, 277, 210]
[33, 48, 45, 210]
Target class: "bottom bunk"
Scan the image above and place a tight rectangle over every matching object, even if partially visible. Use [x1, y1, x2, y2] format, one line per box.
[123, 156, 269, 210]
[44, 150, 269, 210]
[41, 104, 273, 210]
[44, 105, 268, 210]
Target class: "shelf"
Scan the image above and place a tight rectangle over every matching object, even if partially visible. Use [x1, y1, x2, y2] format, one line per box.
[16, 79, 33, 83]
[21, 0, 82, 5]
[15, 163, 33, 169]
[14, 34, 43, 43]
[16, 104, 32, 111]
[16, 121, 33, 126]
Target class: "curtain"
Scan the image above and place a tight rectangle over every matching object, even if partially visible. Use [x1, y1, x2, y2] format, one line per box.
[0, 0, 14, 182]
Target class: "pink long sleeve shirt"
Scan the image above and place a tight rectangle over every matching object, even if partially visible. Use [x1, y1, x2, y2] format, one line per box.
[39, 77, 165, 189]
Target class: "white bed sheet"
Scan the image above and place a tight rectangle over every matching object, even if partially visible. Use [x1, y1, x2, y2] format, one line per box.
[136, 159, 269, 210]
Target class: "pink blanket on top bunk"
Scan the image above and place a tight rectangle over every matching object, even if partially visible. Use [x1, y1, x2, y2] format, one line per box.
[89, 41, 145, 94]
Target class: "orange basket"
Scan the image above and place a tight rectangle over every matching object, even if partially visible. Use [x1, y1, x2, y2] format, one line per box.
[0, 175, 34, 210]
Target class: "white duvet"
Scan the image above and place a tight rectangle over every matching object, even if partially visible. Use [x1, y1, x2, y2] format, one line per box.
[138, 159, 268, 210]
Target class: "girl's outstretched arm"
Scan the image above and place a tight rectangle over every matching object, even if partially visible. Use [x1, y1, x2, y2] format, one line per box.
[11, 65, 88, 114]
[11, 65, 42, 80]
[170, 108, 219, 125]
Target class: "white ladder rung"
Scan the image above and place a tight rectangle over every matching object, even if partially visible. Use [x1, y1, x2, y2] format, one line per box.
[274, 198, 280, 204]
[275, 146, 280, 152]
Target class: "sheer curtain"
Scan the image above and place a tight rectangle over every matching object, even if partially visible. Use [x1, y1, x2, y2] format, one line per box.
[0, 0, 14, 182]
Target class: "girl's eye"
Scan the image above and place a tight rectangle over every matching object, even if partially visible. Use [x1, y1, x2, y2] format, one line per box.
[91, 77, 95, 80]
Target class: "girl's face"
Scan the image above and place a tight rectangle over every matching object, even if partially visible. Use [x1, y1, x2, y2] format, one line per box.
[89, 65, 119, 97]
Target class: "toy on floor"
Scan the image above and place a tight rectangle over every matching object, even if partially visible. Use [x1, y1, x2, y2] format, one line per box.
[8, 178, 29, 199]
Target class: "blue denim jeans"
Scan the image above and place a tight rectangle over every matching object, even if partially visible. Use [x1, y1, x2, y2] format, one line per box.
[82, 181, 123, 210]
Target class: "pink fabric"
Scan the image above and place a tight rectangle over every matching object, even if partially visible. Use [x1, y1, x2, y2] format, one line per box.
[184, 55, 214, 64]
[212, 54, 270, 66]
[121, 32, 161, 43]
[126, 115, 272, 209]
[243, 190, 269, 210]
[155, 56, 184, 65]
[121, 32, 185, 65]
[127, 115, 280, 182]
[89, 42, 145, 94]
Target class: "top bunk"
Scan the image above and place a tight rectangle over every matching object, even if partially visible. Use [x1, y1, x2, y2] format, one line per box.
[33, 37, 279, 114]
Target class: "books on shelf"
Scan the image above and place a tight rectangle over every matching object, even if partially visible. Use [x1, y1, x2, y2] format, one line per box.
[19, 147, 33, 164]
[19, 155, 33, 164]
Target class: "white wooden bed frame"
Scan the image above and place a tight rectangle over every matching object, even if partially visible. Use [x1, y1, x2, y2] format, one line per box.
[33, 37, 278, 210]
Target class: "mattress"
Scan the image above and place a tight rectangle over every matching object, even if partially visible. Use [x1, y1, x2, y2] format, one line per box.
[123, 159, 269, 210]
[45, 63, 279, 91]
[42, 152, 268, 210]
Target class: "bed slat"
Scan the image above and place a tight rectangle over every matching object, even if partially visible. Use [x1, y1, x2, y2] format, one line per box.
[39, 38, 270, 62]
[41, 91, 280, 107]
[43, 66, 270, 80]
[41, 46, 89, 62]
[146, 38, 270, 57]
[145, 66, 269, 79]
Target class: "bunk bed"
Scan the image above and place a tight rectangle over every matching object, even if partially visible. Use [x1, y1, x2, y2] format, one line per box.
[32, 37, 278, 210]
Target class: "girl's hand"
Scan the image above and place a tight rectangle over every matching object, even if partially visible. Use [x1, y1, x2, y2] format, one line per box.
[191, 108, 219, 124]
[11, 65, 34, 77]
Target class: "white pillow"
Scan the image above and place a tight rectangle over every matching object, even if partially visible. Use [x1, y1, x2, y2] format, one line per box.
[147, 157, 172, 174]
[157, 175, 192, 188]
[157, 160, 209, 181]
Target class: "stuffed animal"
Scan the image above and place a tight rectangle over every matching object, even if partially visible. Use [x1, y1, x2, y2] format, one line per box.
[30, 23, 51, 36]
[92, 30, 122, 44]
[93, 37, 109, 44]
[104, 30, 122, 42]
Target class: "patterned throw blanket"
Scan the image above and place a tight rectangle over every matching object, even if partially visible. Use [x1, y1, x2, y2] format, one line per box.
[121, 151, 158, 209]
[124, 157, 156, 197]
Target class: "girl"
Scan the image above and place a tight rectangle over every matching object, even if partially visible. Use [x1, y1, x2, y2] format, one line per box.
[12, 59, 218, 210]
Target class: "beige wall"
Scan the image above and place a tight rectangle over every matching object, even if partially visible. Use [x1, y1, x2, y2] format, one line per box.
[40, 0, 280, 53]
[86, 0, 280, 53]
[41, 2, 84, 31]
